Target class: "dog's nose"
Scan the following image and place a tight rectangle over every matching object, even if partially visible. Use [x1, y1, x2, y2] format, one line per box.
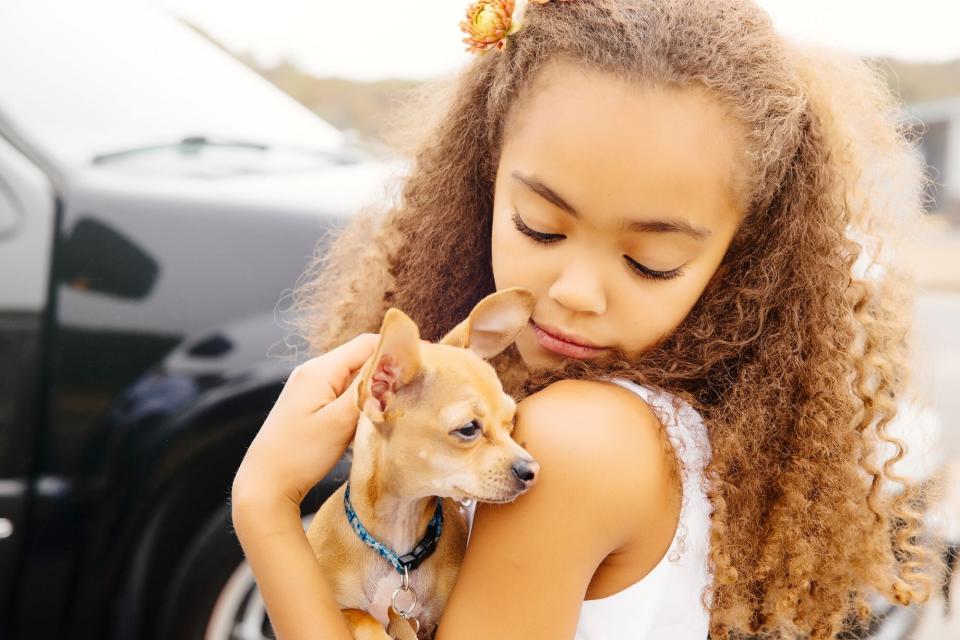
[511, 459, 539, 487]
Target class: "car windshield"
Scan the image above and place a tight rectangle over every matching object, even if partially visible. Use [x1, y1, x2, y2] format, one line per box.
[0, 0, 346, 168]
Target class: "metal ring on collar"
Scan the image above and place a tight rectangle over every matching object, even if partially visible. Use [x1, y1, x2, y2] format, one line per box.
[391, 583, 419, 618]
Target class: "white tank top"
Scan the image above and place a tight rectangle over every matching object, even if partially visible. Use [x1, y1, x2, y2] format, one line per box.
[462, 377, 714, 639]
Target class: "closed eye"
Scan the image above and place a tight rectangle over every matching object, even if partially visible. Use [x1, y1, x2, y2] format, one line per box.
[511, 210, 563, 243]
[511, 209, 684, 281]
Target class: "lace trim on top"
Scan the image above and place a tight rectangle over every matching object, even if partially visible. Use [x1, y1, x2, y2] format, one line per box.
[603, 377, 712, 563]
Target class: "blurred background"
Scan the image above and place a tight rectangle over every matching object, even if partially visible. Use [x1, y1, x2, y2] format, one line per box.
[0, 0, 957, 638]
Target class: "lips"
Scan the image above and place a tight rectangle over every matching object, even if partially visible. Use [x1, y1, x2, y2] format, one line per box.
[532, 321, 603, 348]
[531, 321, 608, 359]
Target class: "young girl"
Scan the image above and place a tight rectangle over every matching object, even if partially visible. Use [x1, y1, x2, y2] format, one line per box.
[230, 1, 938, 638]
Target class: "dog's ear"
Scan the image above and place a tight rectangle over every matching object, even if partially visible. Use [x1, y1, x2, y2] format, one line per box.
[358, 308, 423, 427]
[439, 287, 536, 359]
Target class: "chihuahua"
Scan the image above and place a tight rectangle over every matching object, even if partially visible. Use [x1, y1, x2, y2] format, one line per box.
[305, 287, 540, 639]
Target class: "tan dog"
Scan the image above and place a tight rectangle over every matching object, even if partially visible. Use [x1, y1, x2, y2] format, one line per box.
[305, 287, 540, 639]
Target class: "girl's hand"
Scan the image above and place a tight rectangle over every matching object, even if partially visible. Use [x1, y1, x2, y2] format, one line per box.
[231, 332, 380, 510]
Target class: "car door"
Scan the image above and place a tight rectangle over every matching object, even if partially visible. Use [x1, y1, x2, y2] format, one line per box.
[0, 131, 57, 632]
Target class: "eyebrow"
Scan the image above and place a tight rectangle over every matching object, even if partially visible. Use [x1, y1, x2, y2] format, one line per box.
[511, 170, 712, 240]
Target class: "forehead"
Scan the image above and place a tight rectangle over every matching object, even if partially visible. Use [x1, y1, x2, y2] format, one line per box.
[501, 61, 748, 228]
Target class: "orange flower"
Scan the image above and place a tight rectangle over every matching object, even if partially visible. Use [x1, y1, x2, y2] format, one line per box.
[459, 0, 573, 54]
[459, 0, 517, 54]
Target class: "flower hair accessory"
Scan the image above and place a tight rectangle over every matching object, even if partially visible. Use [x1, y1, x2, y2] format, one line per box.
[459, 0, 572, 54]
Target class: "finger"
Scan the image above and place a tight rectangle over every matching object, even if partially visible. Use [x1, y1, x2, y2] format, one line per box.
[280, 333, 433, 414]
[308, 379, 363, 444]
[306, 333, 379, 390]
[281, 333, 379, 412]
[298, 334, 430, 383]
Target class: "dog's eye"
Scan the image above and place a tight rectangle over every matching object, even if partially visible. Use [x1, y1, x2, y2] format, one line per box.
[452, 420, 482, 441]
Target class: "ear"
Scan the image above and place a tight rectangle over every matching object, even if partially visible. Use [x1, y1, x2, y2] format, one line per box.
[357, 308, 423, 426]
[439, 287, 536, 359]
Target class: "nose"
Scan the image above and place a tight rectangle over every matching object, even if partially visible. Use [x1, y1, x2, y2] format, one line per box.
[511, 458, 540, 488]
[548, 260, 607, 315]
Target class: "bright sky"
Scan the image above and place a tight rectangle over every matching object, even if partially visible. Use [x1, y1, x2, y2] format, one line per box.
[155, 0, 960, 81]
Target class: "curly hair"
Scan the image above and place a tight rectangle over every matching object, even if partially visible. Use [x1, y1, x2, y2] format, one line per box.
[282, 1, 940, 636]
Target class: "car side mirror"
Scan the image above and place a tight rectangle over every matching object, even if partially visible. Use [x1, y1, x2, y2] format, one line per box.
[59, 216, 159, 299]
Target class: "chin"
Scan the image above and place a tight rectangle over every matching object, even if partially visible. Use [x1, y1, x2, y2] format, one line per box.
[515, 323, 560, 368]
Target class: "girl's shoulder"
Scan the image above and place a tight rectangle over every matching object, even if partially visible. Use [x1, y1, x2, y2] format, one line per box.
[512, 378, 683, 535]
[514, 378, 712, 507]
[516, 378, 675, 460]
[518, 377, 707, 455]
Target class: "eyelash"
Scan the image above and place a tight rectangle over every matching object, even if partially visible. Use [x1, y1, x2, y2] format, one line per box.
[510, 210, 684, 281]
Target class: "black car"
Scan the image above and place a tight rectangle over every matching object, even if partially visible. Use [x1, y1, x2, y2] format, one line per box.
[0, 2, 400, 637]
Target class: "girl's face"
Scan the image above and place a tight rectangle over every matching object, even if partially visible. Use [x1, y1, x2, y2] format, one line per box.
[491, 62, 749, 371]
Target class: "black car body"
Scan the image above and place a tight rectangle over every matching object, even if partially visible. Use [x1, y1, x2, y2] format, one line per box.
[0, 2, 399, 637]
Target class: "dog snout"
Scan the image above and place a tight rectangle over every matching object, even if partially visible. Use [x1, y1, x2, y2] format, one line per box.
[511, 458, 539, 489]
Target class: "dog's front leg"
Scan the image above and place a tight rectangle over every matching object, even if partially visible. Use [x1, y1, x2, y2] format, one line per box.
[341, 608, 393, 639]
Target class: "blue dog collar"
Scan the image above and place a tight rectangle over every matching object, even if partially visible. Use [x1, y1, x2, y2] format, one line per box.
[343, 481, 444, 574]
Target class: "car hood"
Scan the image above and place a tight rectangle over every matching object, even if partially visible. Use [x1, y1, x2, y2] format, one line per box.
[66, 156, 408, 218]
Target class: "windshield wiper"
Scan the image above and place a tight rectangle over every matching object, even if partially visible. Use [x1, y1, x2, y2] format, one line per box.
[91, 135, 345, 165]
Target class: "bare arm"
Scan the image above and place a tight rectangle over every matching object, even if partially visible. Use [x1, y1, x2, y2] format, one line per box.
[231, 332, 380, 640]
[232, 491, 354, 640]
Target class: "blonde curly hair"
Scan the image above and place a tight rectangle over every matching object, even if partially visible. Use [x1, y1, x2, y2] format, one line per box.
[283, 1, 940, 636]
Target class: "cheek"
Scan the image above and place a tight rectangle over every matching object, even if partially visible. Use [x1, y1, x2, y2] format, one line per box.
[616, 277, 712, 354]
[491, 210, 540, 290]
